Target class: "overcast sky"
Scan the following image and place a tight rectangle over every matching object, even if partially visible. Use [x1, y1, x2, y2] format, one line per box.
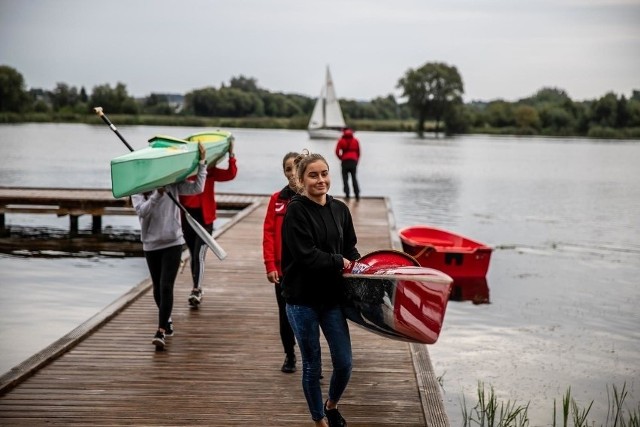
[1, 0, 639, 102]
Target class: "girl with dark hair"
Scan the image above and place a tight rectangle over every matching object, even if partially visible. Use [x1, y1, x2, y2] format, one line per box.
[262, 151, 299, 373]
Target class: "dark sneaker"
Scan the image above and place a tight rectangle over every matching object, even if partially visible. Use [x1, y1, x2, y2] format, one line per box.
[165, 320, 174, 337]
[152, 331, 165, 349]
[324, 401, 347, 427]
[188, 288, 203, 308]
[281, 354, 296, 373]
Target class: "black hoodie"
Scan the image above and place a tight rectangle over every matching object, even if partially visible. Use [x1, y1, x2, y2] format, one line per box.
[280, 194, 360, 307]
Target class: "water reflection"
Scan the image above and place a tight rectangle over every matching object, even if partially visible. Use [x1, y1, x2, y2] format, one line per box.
[449, 277, 490, 304]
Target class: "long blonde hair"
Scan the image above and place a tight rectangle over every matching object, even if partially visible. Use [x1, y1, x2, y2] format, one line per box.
[292, 149, 329, 194]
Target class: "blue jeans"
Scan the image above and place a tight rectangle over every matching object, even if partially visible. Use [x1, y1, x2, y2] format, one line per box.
[286, 304, 352, 422]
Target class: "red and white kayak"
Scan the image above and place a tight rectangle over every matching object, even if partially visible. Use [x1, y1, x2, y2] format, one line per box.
[342, 250, 453, 345]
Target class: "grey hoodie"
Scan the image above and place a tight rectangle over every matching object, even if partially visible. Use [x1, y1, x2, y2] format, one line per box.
[132, 163, 207, 251]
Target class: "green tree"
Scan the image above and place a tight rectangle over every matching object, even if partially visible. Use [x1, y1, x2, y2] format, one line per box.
[79, 87, 88, 103]
[591, 92, 618, 127]
[615, 96, 630, 128]
[143, 93, 174, 115]
[540, 106, 575, 134]
[0, 65, 30, 112]
[262, 93, 302, 117]
[397, 62, 464, 137]
[89, 82, 138, 114]
[50, 83, 80, 111]
[514, 105, 540, 130]
[627, 98, 640, 127]
[371, 95, 402, 120]
[525, 87, 572, 107]
[186, 86, 265, 117]
[484, 101, 515, 127]
[444, 104, 471, 134]
[229, 75, 259, 92]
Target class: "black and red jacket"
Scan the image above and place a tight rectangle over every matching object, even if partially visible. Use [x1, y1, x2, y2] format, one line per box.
[179, 157, 238, 225]
[262, 186, 296, 276]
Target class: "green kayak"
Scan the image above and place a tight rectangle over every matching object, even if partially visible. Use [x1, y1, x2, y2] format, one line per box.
[110, 130, 232, 198]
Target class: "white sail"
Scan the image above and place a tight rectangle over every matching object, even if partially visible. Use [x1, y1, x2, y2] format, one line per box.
[323, 67, 346, 128]
[308, 86, 325, 130]
[308, 66, 346, 139]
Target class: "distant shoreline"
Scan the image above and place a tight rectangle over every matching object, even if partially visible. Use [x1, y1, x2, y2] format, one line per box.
[1, 113, 639, 140]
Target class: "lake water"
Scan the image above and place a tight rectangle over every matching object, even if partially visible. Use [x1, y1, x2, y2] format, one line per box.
[1, 123, 639, 425]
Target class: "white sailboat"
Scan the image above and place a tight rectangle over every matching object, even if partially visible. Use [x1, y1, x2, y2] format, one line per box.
[308, 66, 347, 139]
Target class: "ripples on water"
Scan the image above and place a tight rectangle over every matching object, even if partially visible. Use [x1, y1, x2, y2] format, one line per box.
[1, 124, 638, 424]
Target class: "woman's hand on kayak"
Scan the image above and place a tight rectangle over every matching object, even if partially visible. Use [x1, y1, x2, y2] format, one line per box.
[198, 142, 206, 161]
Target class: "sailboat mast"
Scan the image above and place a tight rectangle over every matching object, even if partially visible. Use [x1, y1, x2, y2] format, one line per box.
[323, 66, 330, 127]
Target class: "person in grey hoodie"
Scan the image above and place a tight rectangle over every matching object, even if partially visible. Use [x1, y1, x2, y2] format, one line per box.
[132, 142, 207, 350]
[281, 150, 360, 427]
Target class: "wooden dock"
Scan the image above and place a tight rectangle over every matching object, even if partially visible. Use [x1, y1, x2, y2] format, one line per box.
[0, 187, 249, 255]
[0, 195, 449, 426]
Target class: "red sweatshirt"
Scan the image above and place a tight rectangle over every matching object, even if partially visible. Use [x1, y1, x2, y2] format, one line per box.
[179, 157, 238, 225]
[262, 186, 296, 275]
[335, 129, 360, 163]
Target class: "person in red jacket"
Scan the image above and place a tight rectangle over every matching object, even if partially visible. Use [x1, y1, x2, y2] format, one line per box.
[180, 140, 238, 308]
[262, 151, 299, 373]
[335, 127, 361, 201]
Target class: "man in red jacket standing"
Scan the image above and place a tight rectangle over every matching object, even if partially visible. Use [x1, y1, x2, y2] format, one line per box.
[180, 141, 238, 308]
[335, 127, 361, 201]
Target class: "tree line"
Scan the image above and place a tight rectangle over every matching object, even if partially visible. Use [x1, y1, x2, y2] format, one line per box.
[1, 64, 639, 139]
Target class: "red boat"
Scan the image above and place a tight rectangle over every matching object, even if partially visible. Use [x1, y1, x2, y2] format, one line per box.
[398, 225, 493, 279]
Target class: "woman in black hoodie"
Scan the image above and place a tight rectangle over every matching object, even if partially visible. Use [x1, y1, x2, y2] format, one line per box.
[281, 151, 360, 427]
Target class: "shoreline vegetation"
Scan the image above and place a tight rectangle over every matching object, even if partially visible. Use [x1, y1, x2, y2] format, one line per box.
[459, 381, 639, 427]
[2, 64, 640, 140]
[2, 112, 640, 140]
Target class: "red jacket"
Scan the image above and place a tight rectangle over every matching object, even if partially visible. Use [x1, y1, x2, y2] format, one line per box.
[262, 186, 296, 275]
[335, 129, 360, 163]
[179, 157, 237, 225]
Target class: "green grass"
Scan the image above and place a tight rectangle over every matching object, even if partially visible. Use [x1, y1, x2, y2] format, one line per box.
[457, 381, 639, 427]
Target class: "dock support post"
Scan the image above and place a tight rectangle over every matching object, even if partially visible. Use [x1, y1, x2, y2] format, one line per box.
[92, 215, 102, 234]
[69, 215, 79, 237]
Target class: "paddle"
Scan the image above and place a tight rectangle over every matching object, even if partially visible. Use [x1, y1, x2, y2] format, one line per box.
[93, 107, 228, 260]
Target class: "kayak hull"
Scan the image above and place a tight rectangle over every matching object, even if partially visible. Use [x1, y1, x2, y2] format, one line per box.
[110, 131, 232, 198]
[342, 250, 453, 345]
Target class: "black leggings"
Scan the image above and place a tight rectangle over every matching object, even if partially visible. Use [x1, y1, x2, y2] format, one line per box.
[275, 283, 296, 356]
[144, 244, 182, 329]
[182, 207, 213, 289]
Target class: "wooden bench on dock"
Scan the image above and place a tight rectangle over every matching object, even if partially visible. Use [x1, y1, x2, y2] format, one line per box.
[0, 195, 449, 426]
